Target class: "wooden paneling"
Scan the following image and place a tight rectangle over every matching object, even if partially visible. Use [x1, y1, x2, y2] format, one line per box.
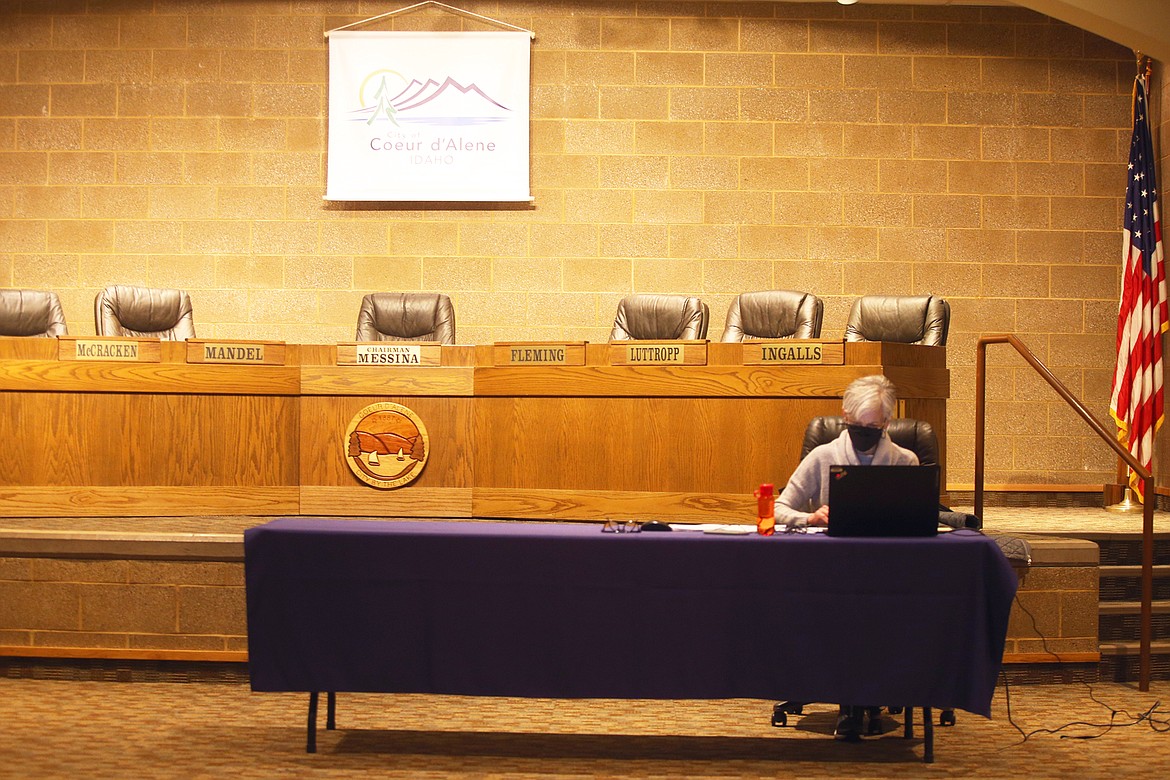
[0, 486, 297, 517]
[0, 646, 249, 663]
[472, 488, 757, 523]
[902, 397, 949, 485]
[0, 392, 298, 488]
[473, 396, 838, 495]
[300, 486, 472, 517]
[299, 395, 474, 489]
[0, 337, 56, 360]
[0, 359, 300, 395]
[476, 365, 866, 397]
[0, 339, 300, 516]
[0, 340, 948, 522]
[300, 366, 474, 396]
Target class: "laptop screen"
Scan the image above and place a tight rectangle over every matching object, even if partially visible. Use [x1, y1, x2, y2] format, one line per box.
[826, 464, 941, 537]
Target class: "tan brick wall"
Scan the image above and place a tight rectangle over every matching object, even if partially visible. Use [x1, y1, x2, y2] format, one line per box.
[0, 2, 1141, 489]
[0, 552, 1086, 660]
[0, 556, 245, 654]
[1006, 564, 1099, 658]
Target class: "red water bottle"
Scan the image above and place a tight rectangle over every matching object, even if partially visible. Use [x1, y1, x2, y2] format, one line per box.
[755, 483, 775, 536]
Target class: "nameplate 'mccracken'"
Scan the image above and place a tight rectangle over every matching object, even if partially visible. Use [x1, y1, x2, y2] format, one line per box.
[742, 340, 844, 366]
[337, 342, 442, 367]
[492, 342, 586, 366]
[186, 340, 286, 365]
[608, 340, 708, 366]
[59, 337, 161, 363]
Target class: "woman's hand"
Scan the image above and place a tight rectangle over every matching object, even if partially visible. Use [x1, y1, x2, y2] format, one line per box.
[809, 505, 829, 527]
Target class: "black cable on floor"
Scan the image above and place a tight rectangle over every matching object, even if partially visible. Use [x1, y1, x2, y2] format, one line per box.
[1000, 592, 1170, 746]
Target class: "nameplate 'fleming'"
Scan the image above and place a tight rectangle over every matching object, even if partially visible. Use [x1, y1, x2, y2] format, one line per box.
[608, 340, 708, 366]
[742, 340, 845, 366]
[337, 342, 441, 366]
[59, 338, 161, 363]
[344, 402, 430, 489]
[492, 342, 586, 366]
[185, 340, 286, 365]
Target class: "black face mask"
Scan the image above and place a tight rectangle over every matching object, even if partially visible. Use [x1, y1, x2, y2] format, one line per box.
[847, 424, 883, 452]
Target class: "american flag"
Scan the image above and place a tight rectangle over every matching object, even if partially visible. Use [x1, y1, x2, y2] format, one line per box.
[1110, 70, 1167, 501]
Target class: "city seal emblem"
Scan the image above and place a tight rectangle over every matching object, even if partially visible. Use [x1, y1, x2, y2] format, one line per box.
[344, 402, 429, 489]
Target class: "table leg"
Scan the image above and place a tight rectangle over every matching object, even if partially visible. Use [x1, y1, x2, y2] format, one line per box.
[923, 706, 934, 763]
[306, 691, 318, 754]
[903, 706, 913, 739]
[327, 691, 337, 730]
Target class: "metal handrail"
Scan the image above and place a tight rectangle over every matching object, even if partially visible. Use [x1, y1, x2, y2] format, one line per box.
[976, 334, 1154, 692]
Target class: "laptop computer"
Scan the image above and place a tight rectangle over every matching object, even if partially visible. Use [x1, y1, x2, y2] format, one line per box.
[826, 464, 941, 537]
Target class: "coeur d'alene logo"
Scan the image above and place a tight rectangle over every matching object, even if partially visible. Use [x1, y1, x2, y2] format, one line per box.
[344, 402, 429, 489]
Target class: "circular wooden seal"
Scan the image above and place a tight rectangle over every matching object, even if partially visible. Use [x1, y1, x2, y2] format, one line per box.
[343, 402, 429, 489]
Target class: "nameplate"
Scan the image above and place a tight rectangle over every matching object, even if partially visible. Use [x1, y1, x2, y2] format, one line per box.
[337, 342, 441, 366]
[492, 342, 586, 366]
[742, 340, 845, 366]
[608, 340, 707, 366]
[58, 337, 161, 363]
[186, 340, 286, 365]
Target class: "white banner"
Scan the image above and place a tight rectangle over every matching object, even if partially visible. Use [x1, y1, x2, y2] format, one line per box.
[326, 31, 531, 202]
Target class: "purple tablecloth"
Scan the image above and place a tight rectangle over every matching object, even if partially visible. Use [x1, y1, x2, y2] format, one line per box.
[245, 519, 1017, 717]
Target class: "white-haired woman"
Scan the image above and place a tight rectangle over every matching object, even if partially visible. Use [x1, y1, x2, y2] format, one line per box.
[774, 374, 918, 530]
[773, 373, 920, 739]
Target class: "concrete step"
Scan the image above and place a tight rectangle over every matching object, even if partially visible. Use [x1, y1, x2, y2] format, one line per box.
[1099, 640, 1170, 656]
[1100, 564, 1170, 577]
[1099, 599, 1170, 616]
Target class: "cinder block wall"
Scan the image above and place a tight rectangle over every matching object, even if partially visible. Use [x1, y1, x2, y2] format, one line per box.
[0, 2, 1140, 489]
[0, 542, 1090, 661]
[0, 555, 246, 655]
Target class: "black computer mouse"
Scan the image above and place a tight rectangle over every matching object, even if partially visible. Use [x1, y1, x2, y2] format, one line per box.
[640, 521, 673, 532]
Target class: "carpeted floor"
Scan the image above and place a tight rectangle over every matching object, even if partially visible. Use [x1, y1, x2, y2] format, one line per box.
[3, 505, 1168, 776]
[2, 677, 1169, 778]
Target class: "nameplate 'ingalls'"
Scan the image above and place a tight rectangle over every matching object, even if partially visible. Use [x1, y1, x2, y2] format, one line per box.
[344, 402, 430, 489]
[742, 341, 845, 366]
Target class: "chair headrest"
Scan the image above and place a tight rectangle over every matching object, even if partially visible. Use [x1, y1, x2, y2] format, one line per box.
[801, 415, 938, 467]
[610, 294, 709, 340]
[356, 293, 456, 344]
[844, 295, 949, 346]
[0, 289, 67, 337]
[94, 285, 194, 340]
[722, 290, 823, 341]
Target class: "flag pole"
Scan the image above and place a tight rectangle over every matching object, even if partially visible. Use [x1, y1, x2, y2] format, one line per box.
[1106, 51, 1158, 516]
[1106, 52, 1146, 514]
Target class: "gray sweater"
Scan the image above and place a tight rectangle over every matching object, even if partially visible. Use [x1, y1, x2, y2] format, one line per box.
[774, 430, 919, 528]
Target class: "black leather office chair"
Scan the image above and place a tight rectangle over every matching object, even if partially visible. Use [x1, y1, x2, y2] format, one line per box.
[845, 295, 949, 347]
[94, 285, 195, 340]
[610, 294, 709, 340]
[801, 415, 939, 467]
[355, 292, 455, 344]
[721, 290, 823, 342]
[0, 288, 67, 337]
[772, 414, 961, 733]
